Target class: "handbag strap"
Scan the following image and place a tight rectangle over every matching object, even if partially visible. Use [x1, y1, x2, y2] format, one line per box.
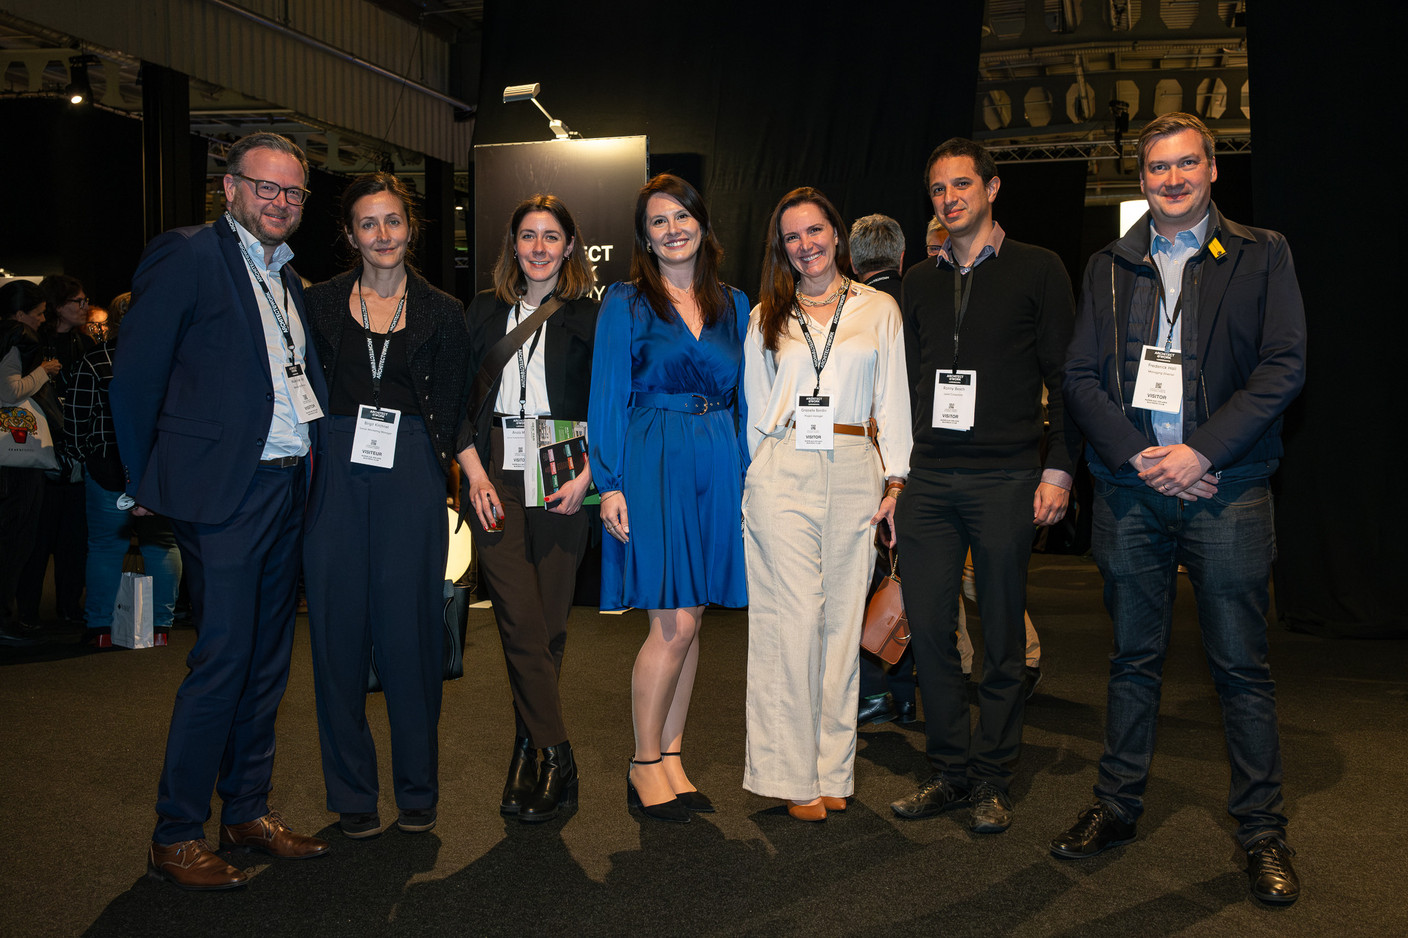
[887, 547, 899, 579]
[470, 295, 565, 420]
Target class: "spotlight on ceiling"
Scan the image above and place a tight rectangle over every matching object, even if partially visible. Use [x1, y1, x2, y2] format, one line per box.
[502, 83, 580, 140]
[66, 54, 99, 106]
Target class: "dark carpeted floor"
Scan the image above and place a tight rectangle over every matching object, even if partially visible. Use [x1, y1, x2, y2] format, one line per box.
[2, 554, 1404, 937]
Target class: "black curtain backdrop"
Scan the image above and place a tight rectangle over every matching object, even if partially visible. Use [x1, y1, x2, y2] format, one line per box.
[989, 160, 1089, 286]
[474, 1, 985, 302]
[2, 100, 146, 304]
[1250, 6, 1401, 636]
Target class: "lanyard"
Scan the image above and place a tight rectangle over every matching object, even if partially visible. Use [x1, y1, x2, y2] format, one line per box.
[794, 279, 849, 396]
[513, 301, 545, 419]
[225, 213, 296, 364]
[1154, 278, 1183, 352]
[950, 265, 976, 371]
[357, 275, 407, 408]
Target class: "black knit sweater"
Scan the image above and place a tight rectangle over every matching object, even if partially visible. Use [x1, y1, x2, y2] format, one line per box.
[900, 238, 1080, 474]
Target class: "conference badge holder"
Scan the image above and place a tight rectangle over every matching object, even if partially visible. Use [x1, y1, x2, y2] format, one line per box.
[1132, 346, 1181, 413]
[351, 405, 401, 467]
[286, 364, 325, 423]
[500, 416, 528, 471]
[933, 370, 977, 431]
[795, 395, 834, 451]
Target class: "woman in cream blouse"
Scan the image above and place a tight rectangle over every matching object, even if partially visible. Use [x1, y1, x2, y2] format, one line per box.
[741, 187, 912, 821]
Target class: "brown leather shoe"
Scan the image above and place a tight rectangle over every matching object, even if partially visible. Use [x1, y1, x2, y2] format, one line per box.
[787, 800, 827, 822]
[219, 811, 330, 860]
[820, 796, 848, 812]
[147, 839, 248, 890]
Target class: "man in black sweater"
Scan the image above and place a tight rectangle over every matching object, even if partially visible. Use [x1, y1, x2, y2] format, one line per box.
[891, 138, 1079, 833]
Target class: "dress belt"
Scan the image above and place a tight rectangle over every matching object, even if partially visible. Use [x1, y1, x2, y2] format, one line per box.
[258, 455, 303, 468]
[629, 391, 732, 414]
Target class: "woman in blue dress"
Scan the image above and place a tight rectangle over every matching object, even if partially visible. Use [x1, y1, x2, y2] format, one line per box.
[589, 174, 748, 823]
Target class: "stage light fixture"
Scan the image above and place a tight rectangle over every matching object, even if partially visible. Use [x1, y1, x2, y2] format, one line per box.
[502, 83, 580, 140]
[66, 54, 99, 106]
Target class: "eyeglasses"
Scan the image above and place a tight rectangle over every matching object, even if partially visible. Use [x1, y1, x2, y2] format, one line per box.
[232, 173, 310, 206]
[67, 295, 90, 308]
[84, 322, 109, 338]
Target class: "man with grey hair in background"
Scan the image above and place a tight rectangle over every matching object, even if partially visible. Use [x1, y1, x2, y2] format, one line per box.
[849, 213, 906, 303]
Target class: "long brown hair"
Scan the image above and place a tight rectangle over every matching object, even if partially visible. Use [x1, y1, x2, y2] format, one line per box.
[628, 174, 728, 325]
[758, 187, 852, 352]
[491, 194, 596, 304]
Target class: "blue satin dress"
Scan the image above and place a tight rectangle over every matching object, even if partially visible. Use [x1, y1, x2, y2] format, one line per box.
[588, 282, 749, 611]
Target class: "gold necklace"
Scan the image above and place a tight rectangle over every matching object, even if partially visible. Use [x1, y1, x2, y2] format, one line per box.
[795, 277, 847, 307]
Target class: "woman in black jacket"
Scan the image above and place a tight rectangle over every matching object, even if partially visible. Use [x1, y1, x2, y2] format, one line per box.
[303, 173, 469, 839]
[456, 194, 598, 823]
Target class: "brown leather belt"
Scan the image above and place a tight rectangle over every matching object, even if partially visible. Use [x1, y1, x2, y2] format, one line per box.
[785, 417, 878, 440]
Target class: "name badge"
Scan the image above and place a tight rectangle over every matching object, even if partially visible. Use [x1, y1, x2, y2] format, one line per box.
[500, 417, 528, 471]
[1132, 346, 1182, 413]
[795, 395, 834, 451]
[933, 370, 977, 430]
[285, 363, 324, 423]
[351, 405, 400, 467]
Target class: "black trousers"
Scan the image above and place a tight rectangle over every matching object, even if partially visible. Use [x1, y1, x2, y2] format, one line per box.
[17, 475, 86, 621]
[305, 416, 447, 814]
[0, 467, 44, 627]
[895, 467, 1039, 791]
[472, 425, 589, 748]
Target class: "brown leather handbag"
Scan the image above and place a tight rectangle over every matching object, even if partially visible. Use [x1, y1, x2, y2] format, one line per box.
[861, 550, 910, 666]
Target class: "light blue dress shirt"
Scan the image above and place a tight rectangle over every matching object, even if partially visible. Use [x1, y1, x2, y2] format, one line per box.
[1148, 213, 1209, 447]
[227, 214, 311, 459]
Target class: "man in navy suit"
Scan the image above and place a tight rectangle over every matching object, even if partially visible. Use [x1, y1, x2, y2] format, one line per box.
[112, 132, 331, 890]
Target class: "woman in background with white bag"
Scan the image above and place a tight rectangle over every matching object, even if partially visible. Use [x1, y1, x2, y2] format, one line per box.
[1, 279, 60, 646]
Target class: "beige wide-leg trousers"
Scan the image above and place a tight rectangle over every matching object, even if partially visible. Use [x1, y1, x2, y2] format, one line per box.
[743, 428, 882, 801]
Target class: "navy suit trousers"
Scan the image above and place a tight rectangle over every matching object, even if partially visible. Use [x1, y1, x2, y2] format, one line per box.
[154, 462, 306, 844]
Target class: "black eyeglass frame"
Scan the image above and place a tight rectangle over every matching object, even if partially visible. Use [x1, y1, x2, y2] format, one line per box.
[231, 172, 311, 206]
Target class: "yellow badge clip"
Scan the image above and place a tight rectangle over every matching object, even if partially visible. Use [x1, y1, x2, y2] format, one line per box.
[1207, 237, 1226, 259]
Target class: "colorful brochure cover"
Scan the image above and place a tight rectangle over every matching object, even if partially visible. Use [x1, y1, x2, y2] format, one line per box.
[523, 418, 599, 508]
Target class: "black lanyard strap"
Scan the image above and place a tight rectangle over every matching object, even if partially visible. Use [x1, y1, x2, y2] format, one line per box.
[951, 265, 976, 372]
[512, 301, 545, 419]
[225, 213, 296, 364]
[357, 274, 407, 408]
[794, 279, 849, 396]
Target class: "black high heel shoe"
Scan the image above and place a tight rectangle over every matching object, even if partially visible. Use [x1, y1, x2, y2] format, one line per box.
[627, 758, 690, 823]
[661, 750, 715, 813]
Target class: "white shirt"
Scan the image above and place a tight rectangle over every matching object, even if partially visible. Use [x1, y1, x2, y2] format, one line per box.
[743, 282, 912, 477]
[226, 214, 310, 459]
[492, 301, 551, 417]
[1148, 212, 1209, 447]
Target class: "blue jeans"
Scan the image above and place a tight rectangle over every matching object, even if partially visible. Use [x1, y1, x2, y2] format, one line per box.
[84, 475, 182, 630]
[1091, 475, 1286, 845]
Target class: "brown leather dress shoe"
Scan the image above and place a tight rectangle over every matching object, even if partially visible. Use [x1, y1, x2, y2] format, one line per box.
[147, 839, 248, 890]
[820, 796, 848, 812]
[219, 811, 330, 860]
[787, 800, 827, 822]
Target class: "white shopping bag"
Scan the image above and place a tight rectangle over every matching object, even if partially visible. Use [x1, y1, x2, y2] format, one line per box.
[112, 572, 154, 649]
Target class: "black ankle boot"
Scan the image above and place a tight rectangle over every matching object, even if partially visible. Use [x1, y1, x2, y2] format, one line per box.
[500, 737, 538, 816]
[519, 741, 578, 823]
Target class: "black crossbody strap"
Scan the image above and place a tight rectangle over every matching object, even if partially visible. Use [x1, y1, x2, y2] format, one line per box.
[470, 295, 565, 421]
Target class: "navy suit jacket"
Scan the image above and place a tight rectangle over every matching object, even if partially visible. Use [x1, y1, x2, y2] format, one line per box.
[111, 218, 328, 525]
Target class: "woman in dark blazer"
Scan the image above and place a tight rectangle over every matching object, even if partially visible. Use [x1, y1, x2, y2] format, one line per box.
[303, 173, 469, 839]
[456, 194, 598, 823]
